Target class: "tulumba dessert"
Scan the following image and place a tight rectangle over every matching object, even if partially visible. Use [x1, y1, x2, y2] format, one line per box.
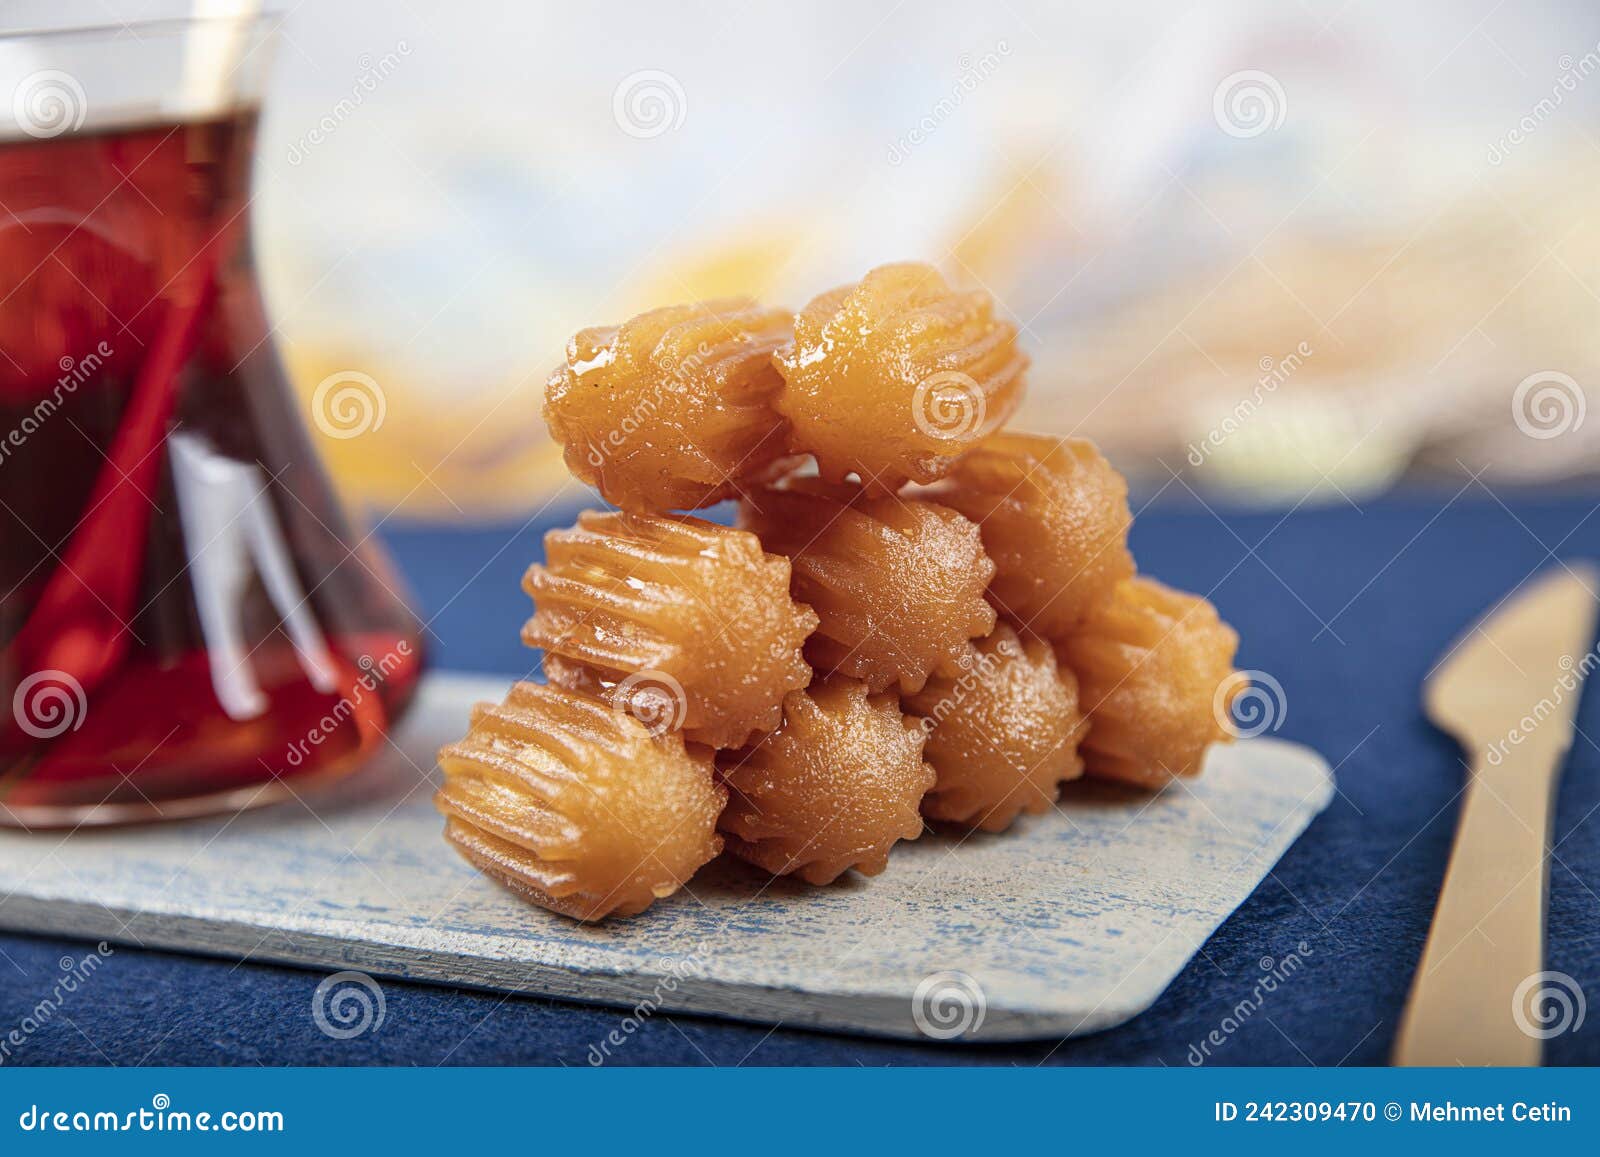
[739, 479, 996, 694]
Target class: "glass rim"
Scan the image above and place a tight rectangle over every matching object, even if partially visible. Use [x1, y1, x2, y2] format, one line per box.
[0, 12, 280, 45]
[0, 11, 279, 141]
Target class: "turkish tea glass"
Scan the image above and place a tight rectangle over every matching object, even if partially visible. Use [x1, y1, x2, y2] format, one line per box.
[0, 18, 424, 826]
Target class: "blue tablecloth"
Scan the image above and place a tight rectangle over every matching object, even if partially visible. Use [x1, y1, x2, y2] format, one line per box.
[4, 487, 1599, 1065]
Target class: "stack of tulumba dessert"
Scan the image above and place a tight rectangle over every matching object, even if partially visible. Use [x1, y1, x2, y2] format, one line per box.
[435, 262, 1244, 921]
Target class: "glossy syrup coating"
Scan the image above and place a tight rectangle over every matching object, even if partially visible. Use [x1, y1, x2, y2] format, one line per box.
[922, 431, 1134, 638]
[739, 479, 996, 694]
[523, 510, 818, 749]
[543, 298, 796, 511]
[435, 681, 726, 921]
[717, 676, 935, 885]
[903, 622, 1089, 833]
[1053, 577, 1241, 789]
[772, 262, 1027, 494]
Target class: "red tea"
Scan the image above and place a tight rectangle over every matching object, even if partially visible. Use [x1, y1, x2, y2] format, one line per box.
[0, 111, 423, 825]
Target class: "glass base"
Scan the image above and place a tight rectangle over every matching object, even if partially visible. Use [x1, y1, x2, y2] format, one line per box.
[0, 758, 367, 830]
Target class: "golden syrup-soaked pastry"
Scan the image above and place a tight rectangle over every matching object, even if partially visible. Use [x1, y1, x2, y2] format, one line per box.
[739, 480, 996, 694]
[717, 676, 935, 885]
[923, 431, 1134, 637]
[1053, 577, 1241, 789]
[435, 681, 725, 921]
[903, 622, 1088, 833]
[543, 299, 795, 511]
[523, 511, 818, 749]
[772, 262, 1027, 494]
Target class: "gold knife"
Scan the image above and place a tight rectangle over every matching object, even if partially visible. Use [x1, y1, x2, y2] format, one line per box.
[1394, 562, 1599, 1066]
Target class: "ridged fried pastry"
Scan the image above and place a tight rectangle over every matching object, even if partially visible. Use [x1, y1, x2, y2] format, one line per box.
[923, 432, 1134, 637]
[523, 511, 817, 749]
[773, 262, 1027, 493]
[435, 681, 725, 921]
[543, 298, 795, 511]
[1053, 577, 1241, 788]
[718, 676, 934, 885]
[740, 480, 996, 693]
[903, 622, 1088, 832]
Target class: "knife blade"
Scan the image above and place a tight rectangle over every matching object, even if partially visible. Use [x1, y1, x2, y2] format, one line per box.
[1394, 562, 1599, 1066]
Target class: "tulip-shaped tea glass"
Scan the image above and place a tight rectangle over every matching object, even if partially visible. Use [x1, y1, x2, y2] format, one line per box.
[0, 18, 424, 826]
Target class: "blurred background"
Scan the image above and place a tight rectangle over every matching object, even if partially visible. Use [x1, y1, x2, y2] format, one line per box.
[10, 0, 1598, 516]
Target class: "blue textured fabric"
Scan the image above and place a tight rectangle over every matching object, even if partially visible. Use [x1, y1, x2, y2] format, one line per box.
[3, 489, 1599, 1066]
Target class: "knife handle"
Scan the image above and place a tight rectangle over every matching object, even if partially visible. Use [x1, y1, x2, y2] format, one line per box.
[1392, 746, 1560, 1066]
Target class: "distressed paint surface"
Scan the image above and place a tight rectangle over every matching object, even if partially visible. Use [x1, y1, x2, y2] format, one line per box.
[0, 674, 1333, 1042]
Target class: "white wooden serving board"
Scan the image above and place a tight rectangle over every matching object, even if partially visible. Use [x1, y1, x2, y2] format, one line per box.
[0, 673, 1333, 1042]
